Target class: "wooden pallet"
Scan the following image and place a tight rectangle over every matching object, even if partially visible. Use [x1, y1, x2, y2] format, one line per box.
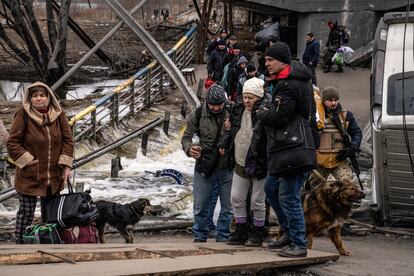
[0, 242, 339, 275]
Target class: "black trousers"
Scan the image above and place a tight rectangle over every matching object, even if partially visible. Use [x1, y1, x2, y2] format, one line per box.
[306, 64, 318, 85]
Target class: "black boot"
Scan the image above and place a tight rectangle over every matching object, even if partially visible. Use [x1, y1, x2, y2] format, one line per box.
[245, 226, 265, 247]
[267, 232, 291, 249]
[227, 223, 248, 245]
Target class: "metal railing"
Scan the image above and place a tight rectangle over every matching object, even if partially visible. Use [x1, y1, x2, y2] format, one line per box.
[69, 25, 197, 142]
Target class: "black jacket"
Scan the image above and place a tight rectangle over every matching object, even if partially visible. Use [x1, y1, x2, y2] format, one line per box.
[219, 98, 268, 179]
[227, 65, 245, 97]
[302, 39, 320, 65]
[208, 48, 227, 81]
[258, 61, 317, 176]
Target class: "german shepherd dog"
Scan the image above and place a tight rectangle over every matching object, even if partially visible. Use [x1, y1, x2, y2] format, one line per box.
[302, 180, 365, 256]
[95, 198, 152, 243]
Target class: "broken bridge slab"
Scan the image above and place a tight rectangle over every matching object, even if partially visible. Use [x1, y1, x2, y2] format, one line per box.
[0, 242, 339, 275]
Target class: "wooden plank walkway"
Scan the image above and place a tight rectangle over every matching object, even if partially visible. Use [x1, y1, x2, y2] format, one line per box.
[0, 242, 339, 275]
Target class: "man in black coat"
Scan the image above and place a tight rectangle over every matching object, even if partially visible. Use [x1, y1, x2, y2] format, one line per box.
[302, 32, 320, 85]
[258, 42, 316, 258]
[208, 40, 227, 82]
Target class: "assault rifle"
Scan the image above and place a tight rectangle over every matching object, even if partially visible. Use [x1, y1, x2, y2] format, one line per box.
[331, 115, 364, 190]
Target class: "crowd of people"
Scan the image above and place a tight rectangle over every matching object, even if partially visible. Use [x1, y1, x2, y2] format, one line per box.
[182, 28, 361, 258]
[0, 23, 360, 252]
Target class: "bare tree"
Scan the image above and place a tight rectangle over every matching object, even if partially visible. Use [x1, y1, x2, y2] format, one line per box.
[0, 0, 72, 85]
[193, 0, 215, 63]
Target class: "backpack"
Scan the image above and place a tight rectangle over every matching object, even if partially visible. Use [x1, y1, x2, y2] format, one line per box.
[23, 223, 62, 244]
[220, 63, 231, 89]
[59, 222, 98, 244]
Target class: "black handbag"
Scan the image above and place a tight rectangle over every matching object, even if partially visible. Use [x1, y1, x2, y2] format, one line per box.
[194, 111, 225, 178]
[267, 114, 316, 176]
[195, 147, 220, 178]
[44, 180, 99, 228]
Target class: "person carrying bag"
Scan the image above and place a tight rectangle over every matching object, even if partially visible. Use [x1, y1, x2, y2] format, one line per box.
[7, 82, 74, 244]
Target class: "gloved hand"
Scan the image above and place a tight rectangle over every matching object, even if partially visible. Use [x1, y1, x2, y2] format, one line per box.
[336, 146, 357, 162]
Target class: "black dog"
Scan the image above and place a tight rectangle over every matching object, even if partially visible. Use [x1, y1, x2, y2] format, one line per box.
[95, 198, 152, 243]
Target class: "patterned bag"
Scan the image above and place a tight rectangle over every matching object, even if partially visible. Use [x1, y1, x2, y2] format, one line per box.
[59, 222, 98, 244]
[23, 223, 62, 244]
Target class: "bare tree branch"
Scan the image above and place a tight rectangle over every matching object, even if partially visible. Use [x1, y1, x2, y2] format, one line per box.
[6, 0, 44, 77]
[48, 0, 72, 81]
[0, 20, 31, 64]
[22, 0, 50, 71]
[45, 0, 57, 52]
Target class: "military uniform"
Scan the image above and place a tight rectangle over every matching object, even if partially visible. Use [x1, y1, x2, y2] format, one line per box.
[308, 87, 362, 188]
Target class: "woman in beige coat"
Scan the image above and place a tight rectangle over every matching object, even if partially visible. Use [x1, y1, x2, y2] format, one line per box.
[7, 82, 74, 244]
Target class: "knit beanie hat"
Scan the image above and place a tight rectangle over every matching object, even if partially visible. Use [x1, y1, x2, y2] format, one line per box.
[220, 28, 228, 35]
[246, 63, 256, 73]
[243, 77, 265, 98]
[233, 44, 241, 50]
[265, 42, 291, 64]
[229, 35, 237, 40]
[206, 84, 226, 104]
[217, 39, 226, 46]
[237, 56, 248, 66]
[322, 86, 339, 101]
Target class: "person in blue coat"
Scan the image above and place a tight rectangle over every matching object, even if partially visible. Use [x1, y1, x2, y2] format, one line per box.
[302, 32, 320, 85]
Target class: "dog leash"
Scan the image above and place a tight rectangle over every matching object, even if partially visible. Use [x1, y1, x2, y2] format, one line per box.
[312, 169, 327, 182]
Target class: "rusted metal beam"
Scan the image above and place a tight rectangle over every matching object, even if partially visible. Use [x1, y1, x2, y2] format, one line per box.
[51, 0, 148, 91]
[103, 0, 200, 109]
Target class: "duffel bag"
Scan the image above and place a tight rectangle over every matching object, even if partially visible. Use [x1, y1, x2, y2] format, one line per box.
[44, 180, 99, 228]
[23, 223, 62, 244]
[59, 222, 98, 244]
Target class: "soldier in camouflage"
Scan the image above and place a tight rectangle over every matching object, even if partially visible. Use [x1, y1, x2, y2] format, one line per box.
[308, 86, 362, 188]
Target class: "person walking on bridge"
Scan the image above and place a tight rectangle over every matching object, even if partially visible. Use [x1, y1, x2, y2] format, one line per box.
[181, 85, 233, 242]
[7, 82, 74, 244]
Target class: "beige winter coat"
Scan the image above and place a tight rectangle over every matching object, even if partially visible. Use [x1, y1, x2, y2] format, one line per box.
[7, 82, 74, 197]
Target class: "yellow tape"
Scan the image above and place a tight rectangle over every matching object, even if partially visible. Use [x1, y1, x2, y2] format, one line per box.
[71, 30, 191, 125]
[172, 36, 188, 51]
[69, 105, 97, 126]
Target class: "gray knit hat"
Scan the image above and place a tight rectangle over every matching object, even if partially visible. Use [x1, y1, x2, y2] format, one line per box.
[237, 56, 248, 66]
[322, 86, 339, 101]
[206, 84, 226, 104]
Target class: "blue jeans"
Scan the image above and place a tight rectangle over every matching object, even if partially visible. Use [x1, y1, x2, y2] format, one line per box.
[192, 169, 233, 241]
[207, 181, 219, 231]
[265, 173, 307, 249]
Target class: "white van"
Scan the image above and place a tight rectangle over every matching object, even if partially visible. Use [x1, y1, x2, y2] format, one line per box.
[371, 12, 414, 225]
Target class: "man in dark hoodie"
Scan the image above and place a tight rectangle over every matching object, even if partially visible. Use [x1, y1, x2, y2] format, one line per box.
[227, 56, 248, 100]
[258, 42, 316, 258]
[208, 39, 227, 82]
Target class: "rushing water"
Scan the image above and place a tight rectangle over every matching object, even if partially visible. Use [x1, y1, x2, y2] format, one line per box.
[0, 125, 199, 227]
